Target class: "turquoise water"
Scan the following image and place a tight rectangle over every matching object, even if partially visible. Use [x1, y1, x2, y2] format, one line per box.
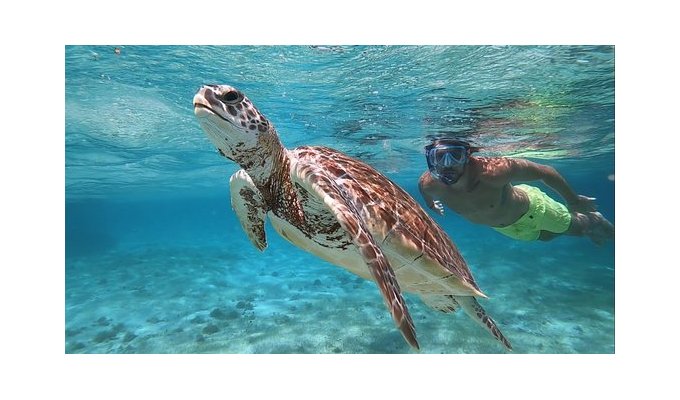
[65, 45, 614, 354]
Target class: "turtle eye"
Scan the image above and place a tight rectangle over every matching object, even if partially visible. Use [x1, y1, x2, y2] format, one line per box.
[220, 90, 242, 104]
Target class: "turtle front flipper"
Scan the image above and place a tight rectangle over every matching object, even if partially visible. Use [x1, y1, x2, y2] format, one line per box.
[230, 169, 267, 251]
[294, 168, 419, 350]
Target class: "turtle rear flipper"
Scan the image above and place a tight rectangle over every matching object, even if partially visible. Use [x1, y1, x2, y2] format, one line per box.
[294, 166, 419, 350]
[230, 169, 267, 251]
[455, 295, 512, 351]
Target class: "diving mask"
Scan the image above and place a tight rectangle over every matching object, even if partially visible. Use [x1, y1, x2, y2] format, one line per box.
[425, 143, 469, 185]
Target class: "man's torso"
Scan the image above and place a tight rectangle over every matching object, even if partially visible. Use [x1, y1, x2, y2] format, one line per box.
[425, 159, 530, 227]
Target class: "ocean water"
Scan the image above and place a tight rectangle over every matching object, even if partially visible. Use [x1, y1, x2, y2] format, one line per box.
[65, 45, 615, 354]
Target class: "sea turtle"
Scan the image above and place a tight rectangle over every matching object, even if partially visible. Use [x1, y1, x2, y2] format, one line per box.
[193, 84, 512, 351]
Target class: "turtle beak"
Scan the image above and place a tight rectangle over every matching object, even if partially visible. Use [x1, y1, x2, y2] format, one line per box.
[193, 86, 215, 116]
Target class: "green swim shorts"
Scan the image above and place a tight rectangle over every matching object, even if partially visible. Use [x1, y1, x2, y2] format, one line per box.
[492, 184, 572, 241]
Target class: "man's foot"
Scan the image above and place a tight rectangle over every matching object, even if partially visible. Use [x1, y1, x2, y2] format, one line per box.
[585, 212, 614, 245]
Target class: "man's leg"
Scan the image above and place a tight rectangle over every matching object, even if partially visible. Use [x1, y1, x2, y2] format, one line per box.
[563, 211, 614, 244]
[538, 212, 593, 241]
[564, 212, 591, 236]
[538, 230, 560, 241]
[585, 212, 615, 245]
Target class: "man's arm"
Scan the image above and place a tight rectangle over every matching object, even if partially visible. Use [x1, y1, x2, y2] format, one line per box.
[505, 158, 596, 213]
[418, 172, 444, 215]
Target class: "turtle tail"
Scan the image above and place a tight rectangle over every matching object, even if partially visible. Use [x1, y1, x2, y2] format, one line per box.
[419, 294, 461, 313]
[454, 295, 512, 351]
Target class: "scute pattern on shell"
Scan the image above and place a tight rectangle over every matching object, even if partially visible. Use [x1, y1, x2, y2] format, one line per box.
[289, 154, 419, 348]
[289, 145, 482, 294]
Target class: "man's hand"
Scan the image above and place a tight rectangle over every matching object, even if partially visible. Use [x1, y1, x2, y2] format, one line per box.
[568, 195, 597, 213]
[431, 200, 445, 216]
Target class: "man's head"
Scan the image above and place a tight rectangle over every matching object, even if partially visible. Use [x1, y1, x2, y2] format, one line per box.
[424, 138, 480, 185]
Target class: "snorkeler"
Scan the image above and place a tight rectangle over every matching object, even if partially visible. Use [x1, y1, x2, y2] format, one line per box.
[418, 138, 614, 244]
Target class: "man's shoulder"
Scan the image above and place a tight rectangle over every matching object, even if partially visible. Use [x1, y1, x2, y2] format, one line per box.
[418, 171, 445, 192]
[473, 156, 517, 185]
[418, 170, 434, 185]
[475, 156, 516, 173]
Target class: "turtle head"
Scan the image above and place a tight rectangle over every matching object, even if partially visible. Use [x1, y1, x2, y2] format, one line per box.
[193, 85, 276, 165]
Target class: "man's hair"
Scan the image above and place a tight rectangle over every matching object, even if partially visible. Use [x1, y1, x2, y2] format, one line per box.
[429, 138, 481, 154]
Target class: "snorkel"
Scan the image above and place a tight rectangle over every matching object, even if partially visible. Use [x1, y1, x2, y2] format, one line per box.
[425, 139, 474, 185]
